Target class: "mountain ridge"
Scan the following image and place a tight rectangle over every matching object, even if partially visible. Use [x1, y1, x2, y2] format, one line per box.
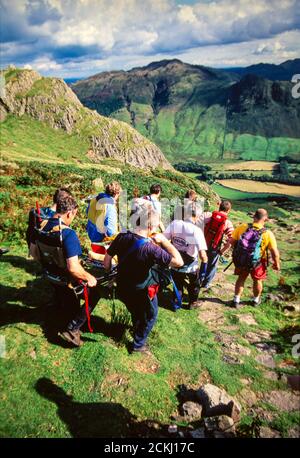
[72, 58, 300, 162]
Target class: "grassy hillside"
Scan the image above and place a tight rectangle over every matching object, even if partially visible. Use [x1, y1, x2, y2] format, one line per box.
[1, 178, 299, 437]
[73, 60, 300, 163]
[0, 107, 299, 438]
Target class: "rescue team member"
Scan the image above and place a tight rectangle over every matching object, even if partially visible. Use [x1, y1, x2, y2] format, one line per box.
[164, 202, 208, 309]
[104, 202, 183, 353]
[31, 193, 101, 347]
[143, 184, 165, 232]
[26, 187, 71, 250]
[86, 181, 122, 252]
[198, 200, 234, 289]
[229, 209, 281, 308]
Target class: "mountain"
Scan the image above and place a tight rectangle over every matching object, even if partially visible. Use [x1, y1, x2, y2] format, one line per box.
[230, 59, 300, 81]
[72, 59, 300, 163]
[0, 67, 171, 170]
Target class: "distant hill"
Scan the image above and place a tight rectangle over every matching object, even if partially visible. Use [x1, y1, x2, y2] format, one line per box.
[72, 59, 300, 163]
[0, 67, 171, 170]
[230, 59, 300, 81]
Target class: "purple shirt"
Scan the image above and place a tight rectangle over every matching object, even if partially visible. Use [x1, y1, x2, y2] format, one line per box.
[107, 231, 172, 288]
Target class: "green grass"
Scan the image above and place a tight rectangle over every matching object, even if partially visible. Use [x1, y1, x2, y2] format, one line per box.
[211, 182, 283, 200]
[0, 115, 90, 163]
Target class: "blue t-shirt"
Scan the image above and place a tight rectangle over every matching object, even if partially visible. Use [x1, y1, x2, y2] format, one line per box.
[107, 231, 172, 288]
[43, 218, 82, 259]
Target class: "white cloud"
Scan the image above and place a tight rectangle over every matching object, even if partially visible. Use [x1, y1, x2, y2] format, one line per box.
[1, 0, 299, 77]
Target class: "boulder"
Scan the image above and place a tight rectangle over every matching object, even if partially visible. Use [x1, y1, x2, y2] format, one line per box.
[204, 415, 236, 435]
[181, 401, 203, 420]
[255, 354, 276, 369]
[196, 384, 241, 421]
[287, 375, 300, 391]
[263, 390, 300, 412]
[259, 427, 281, 438]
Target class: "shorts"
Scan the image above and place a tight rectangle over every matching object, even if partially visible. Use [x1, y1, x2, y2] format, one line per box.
[234, 259, 267, 280]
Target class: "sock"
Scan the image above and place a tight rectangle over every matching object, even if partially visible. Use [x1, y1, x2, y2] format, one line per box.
[253, 296, 260, 304]
[234, 295, 240, 303]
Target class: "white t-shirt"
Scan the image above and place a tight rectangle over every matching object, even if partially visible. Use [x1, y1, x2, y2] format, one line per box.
[164, 219, 207, 273]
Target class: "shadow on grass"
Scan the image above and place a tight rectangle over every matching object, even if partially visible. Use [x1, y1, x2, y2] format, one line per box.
[35, 377, 167, 438]
[0, 255, 130, 348]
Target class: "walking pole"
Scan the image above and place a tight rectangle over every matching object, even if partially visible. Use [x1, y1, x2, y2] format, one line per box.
[223, 260, 233, 272]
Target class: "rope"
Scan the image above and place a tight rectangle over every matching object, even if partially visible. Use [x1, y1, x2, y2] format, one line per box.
[81, 281, 93, 333]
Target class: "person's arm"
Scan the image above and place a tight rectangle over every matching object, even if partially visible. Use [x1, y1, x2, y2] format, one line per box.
[159, 221, 165, 233]
[220, 239, 232, 255]
[67, 256, 97, 287]
[270, 247, 280, 271]
[199, 249, 208, 263]
[103, 253, 112, 272]
[152, 233, 183, 268]
[104, 204, 118, 237]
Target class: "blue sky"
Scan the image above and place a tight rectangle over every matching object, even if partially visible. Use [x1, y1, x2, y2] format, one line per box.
[0, 0, 299, 78]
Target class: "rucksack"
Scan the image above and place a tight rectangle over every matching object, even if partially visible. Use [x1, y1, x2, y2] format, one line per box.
[233, 224, 266, 270]
[204, 211, 228, 250]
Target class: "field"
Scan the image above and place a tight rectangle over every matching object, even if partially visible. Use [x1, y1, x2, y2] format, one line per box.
[223, 161, 278, 171]
[0, 158, 300, 438]
[217, 179, 300, 198]
[211, 183, 278, 201]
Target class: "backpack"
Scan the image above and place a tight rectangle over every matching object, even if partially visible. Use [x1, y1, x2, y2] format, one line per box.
[26, 204, 55, 249]
[35, 219, 70, 283]
[204, 211, 227, 250]
[233, 224, 266, 270]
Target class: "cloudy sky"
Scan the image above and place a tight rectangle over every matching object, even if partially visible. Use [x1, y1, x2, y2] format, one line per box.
[0, 0, 299, 78]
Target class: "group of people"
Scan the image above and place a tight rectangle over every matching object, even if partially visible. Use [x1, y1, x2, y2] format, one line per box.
[27, 181, 281, 352]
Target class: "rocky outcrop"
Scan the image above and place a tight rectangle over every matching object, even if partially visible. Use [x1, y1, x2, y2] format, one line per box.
[0, 67, 172, 170]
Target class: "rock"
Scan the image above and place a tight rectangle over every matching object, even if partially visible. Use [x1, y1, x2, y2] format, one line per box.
[287, 375, 300, 391]
[263, 370, 278, 381]
[167, 425, 178, 434]
[283, 303, 300, 313]
[198, 305, 225, 329]
[189, 428, 206, 438]
[238, 314, 258, 326]
[181, 401, 203, 420]
[237, 388, 257, 407]
[255, 354, 276, 369]
[287, 427, 300, 438]
[263, 390, 300, 412]
[92, 177, 104, 192]
[196, 384, 241, 421]
[253, 407, 275, 422]
[266, 293, 285, 304]
[245, 330, 271, 343]
[254, 342, 277, 354]
[204, 415, 236, 434]
[1, 68, 173, 171]
[259, 426, 281, 438]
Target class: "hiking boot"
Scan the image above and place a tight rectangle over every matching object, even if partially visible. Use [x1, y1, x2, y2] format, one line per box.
[132, 344, 152, 355]
[252, 297, 262, 307]
[59, 329, 83, 347]
[232, 300, 242, 309]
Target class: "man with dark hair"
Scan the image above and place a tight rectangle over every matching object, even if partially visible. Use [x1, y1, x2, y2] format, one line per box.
[104, 200, 183, 353]
[31, 193, 101, 347]
[86, 181, 122, 252]
[143, 184, 165, 232]
[198, 200, 234, 289]
[185, 189, 198, 202]
[26, 188, 72, 249]
[229, 208, 280, 307]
